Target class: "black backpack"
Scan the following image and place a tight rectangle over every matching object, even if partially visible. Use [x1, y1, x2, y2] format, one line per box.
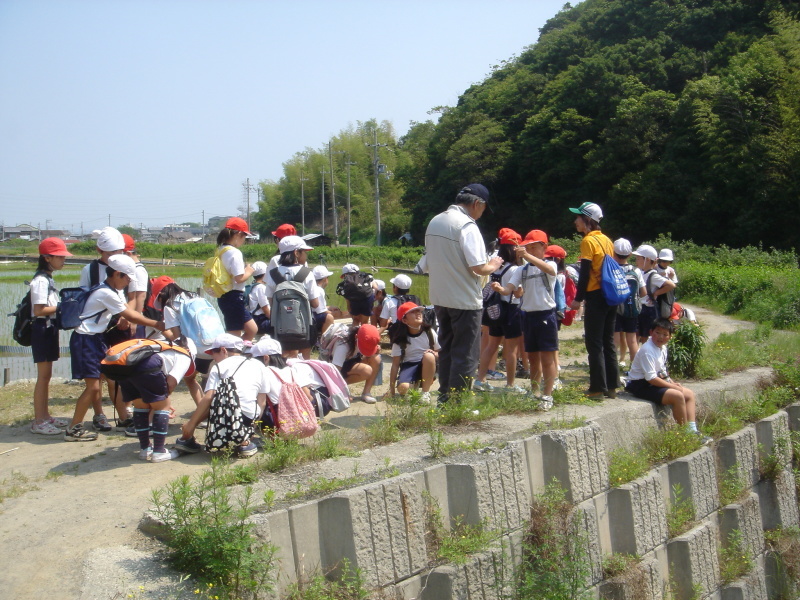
[336, 271, 374, 301]
[8, 273, 56, 346]
[205, 360, 250, 452]
[646, 271, 675, 319]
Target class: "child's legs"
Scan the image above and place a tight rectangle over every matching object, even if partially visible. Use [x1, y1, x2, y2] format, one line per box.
[661, 387, 695, 425]
[477, 336, 502, 381]
[242, 318, 258, 341]
[615, 331, 627, 361]
[624, 332, 639, 363]
[420, 353, 437, 392]
[184, 373, 203, 406]
[540, 351, 557, 395]
[71, 378, 101, 427]
[504, 337, 519, 386]
[33, 361, 53, 421]
[361, 354, 381, 395]
[527, 353, 542, 391]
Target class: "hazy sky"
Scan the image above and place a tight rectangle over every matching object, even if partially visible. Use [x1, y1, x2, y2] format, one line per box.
[0, 0, 572, 233]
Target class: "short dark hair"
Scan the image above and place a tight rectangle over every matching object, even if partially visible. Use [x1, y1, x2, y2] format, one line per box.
[455, 191, 484, 206]
[651, 318, 674, 334]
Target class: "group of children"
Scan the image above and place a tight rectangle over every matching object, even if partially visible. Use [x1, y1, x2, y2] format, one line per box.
[26, 217, 708, 455]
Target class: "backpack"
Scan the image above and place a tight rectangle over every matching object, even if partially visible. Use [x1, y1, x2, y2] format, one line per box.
[202, 246, 233, 298]
[600, 254, 631, 307]
[142, 277, 161, 321]
[268, 367, 319, 439]
[8, 273, 56, 347]
[56, 284, 109, 330]
[646, 271, 675, 319]
[205, 360, 250, 452]
[175, 296, 225, 347]
[389, 325, 436, 363]
[270, 267, 314, 349]
[561, 276, 578, 326]
[482, 263, 512, 321]
[246, 281, 266, 312]
[288, 358, 352, 413]
[336, 271, 374, 301]
[317, 322, 352, 362]
[617, 268, 642, 319]
[100, 338, 191, 382]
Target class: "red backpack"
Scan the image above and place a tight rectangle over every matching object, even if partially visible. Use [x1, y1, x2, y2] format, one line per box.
[267, 368, 319, 439]
[561, 277, 578, 326]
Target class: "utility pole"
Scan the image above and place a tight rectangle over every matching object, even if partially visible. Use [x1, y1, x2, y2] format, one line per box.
[320, 168, 327, 235]
[365, 128, 388, 246]
[345, 158, 356, 248]
[300, 169, 308, 236]
[202, 211, 205, 241]
[242, 179, 257, 234]
[108, 214, 111, 227]
[328, 142, 338, 241]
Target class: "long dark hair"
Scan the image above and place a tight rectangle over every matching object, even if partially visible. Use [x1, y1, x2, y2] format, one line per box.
[158, 282, 197, 310]
[36, 256, 53, 274]
[389, 316, 431, 348]
[278, 251, 299, 266]
[267, 355, 288, 369]
[216, 227, 239, 246]
[497, 243, 518, 265]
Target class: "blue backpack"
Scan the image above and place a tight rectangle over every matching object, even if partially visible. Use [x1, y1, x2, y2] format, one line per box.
[176, 296, 225, 347]
[600, 255, 631, 307]
[56, 284, 109, 330]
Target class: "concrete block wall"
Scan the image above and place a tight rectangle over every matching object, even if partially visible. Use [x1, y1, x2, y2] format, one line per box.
[150, 403, 800, 599]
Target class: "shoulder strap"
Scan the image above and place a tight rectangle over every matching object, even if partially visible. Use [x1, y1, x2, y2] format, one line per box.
[426, 328, 435, 349]
[269, 267, 284, 285]
[292, 266, 311, 283]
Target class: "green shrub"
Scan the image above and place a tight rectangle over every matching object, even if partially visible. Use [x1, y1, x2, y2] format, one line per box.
[641, 424, 702, 465]
[667, 321, 706, 378]
[607, 447, 649, 487]
[719, 530, 753, 585]
[667, 483, 695, 538]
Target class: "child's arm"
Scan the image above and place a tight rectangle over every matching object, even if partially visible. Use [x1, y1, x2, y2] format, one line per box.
[33, 304, 56, 318]
[491, 281, 515, 296]
[388, 355, 401, 396]
[118, 307, 164, 331]
[522, 253, 556, 276]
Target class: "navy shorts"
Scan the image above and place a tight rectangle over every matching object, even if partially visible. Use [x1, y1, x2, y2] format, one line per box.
[253, 312, 272, 334]
[348, 294, 374, 317]
[637, 305, 657, 338]
[397, 361, 424, 385]
[32, 319, 59, 363]
[70, 331, 107, 380]
[625, 378, 667, 405]
[309, 386, 332, 417]
[340, 356, 361, 378]
[487, 302, 522, 339]
[522, 309, 559, 353]
[119, 354, 168, 404]
[194, 356, 213, 375]
[615, 312, 638, 334]
[313, 311, 328, 331]
[218, 290, 253, 331]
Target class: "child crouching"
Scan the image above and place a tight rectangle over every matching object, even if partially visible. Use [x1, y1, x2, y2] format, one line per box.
[388, 302, 439, 404]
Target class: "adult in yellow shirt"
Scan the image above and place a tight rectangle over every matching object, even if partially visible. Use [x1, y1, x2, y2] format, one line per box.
[568, 202, 620, 399]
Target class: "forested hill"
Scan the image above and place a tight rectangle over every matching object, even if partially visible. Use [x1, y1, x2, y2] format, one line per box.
[397, 0, 800, 250]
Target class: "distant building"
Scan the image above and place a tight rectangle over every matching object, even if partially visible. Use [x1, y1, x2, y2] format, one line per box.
[302, 233, 333, 247]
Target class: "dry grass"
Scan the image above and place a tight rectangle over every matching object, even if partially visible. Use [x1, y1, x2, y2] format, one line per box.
[0, 381, 79, 426]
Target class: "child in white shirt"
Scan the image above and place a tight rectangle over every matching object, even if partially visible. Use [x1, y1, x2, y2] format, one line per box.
[388, 302, 440, 404]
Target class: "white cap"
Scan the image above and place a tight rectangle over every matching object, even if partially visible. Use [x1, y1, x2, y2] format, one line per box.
[250, 335, 282, 358]
[251, 261, 267, 277]
[632, 244, 658, 261]
[105, 254, 138, 279]
[312, 265, 334, 279]
[205, 333, 244, 354]
[278, 235, 313, 253]
[569, 202, 603, 222]
[91, 227, 124, 252]
[658, 249, 674, 261]
[390, 274, 412, 289]
[373, 279, 386, 291]
[341, 263, 359, 275]
[613, 238, 632, 256]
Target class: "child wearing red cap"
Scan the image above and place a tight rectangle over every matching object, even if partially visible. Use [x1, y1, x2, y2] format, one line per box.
[328, 324, 382, 404]
[388, 302, 440, 404]
[29, 238, 73, 435]
[214, 217, 257, 341]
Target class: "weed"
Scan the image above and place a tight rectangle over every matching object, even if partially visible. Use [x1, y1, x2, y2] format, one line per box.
[423, 493, 498, 566]
[427, 431, 482, 458]
[0, 471, 39, 503]
[667, 483, 696, 538]
[284, 559, 370, 600]
[600, 553, 650, 599]
[719, 529, 753, 585]
[263, 489, 276, 511]
[44, 470, 64, 482]
[150, 455, 276, 597]
[517, 481, 591, 600]
[765, 527, 800, 599]
[259, 436, 302, 472]
[718, 465, 747, 507]
[379, 457, 400, 479]
[607, 447, 649, 487]
[285, 466, 364, 500]
[305, 431, 358, 461]
[601, 553, 639, 578]
[641, 424, 701, 465]
[760, 435, 791, 481]
[667, 321, 706, 378]
[527, 413, 588, 435]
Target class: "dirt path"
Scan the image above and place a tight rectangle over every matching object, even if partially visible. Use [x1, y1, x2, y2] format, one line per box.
[0, 305, 754, 599]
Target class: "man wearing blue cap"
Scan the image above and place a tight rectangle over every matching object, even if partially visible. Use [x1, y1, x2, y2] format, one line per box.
[424, 184, 503, 403]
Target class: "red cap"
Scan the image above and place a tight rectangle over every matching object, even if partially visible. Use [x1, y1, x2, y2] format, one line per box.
[271, 223, 297, 239]
[544, 244, 566, 259]
[122, 234, 137, 253]
[397, 301, 423, 323]
[225, 217, 252, 235]
[498, 227, 522, 245]
[38, 237, 73, 257]
[523, 229, 548, 245]
[147, 276, 175, 309]
[356, 324, 381, 357]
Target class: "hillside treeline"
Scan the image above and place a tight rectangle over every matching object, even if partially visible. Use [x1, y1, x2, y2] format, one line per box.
[257, 0, 800, 250]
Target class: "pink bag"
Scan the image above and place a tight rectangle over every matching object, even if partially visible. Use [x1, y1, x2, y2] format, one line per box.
[270, 368, 319, 439]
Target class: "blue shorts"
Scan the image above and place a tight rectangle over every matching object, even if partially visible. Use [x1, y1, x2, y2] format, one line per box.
[522, 309, 559, 353]
[348, 294, 374, 317]
[313, 311, 328, 331]
[70, 331, 107, 380]
[625, 378, 667, 405]
[253, 313, 272, 335]
[340, 356, 361, 378]
[32, 319, 59, 363]
[487, 302, 522, 339]
[119, 354, 169, 404]
[637, 305, 657, 338]
[218, 290, 253, 331]
[615, 312, 638, 334]
[397, 361, 427, 385]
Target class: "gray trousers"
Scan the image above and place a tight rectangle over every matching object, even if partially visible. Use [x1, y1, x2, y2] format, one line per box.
[434, 306, 481, 402]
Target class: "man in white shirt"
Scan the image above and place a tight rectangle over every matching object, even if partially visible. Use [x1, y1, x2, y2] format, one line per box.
[424, 184, 503, 403]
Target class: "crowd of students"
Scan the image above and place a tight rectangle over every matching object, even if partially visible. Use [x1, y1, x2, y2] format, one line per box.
[26, 208, 709, 456]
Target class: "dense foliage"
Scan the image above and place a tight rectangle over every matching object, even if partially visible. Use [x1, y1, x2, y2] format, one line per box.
[255, 1, 800, 252]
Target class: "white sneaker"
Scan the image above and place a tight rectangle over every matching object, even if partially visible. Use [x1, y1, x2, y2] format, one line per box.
[139, 447, 153, 461]
[553, 379, 563, 390]
[473, 380, 496, 393]
[504, 384, 527, 394]
[539, 395, 554, 411]
[420, 391, 432, 404]
[151, 448, 180, 463]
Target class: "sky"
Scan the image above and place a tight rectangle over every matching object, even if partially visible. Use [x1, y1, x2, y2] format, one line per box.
[0, 0, 572, 233]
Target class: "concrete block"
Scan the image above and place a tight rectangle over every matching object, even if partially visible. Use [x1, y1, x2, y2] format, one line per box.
[423, 464, 450, 527]
[720, 560, 768, 600]
[475, 443, 529, 532]
[608, 472, 668, 556]
[598, 556, 664, 600]
[577, 498, 603, 586]
[593, 492, 612, 555]
[541, 422, 609, 503]
[444, 464, 482, 528]
[786, 402, 800, 432]
[755, 472, 800, 530]
[419, 564, 468, 600]
[668, 446, 719, 520]
[667, 522, 720, 600]
[592, 397, 659, 452]
[384, 477, 429, 578]
[522, 433, 543, 497]
[716, 426, 760, 489]
[755, 411, 792, 472]
[287, 501, 323, 582]
[248, 509, 296, 597]
[718, 492, 765, 558]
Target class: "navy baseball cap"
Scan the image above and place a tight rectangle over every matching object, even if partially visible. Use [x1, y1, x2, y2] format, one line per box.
[459, 183, 492, 212]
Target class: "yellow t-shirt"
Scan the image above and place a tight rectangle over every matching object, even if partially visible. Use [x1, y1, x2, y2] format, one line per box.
[580, 230, 614, 292]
